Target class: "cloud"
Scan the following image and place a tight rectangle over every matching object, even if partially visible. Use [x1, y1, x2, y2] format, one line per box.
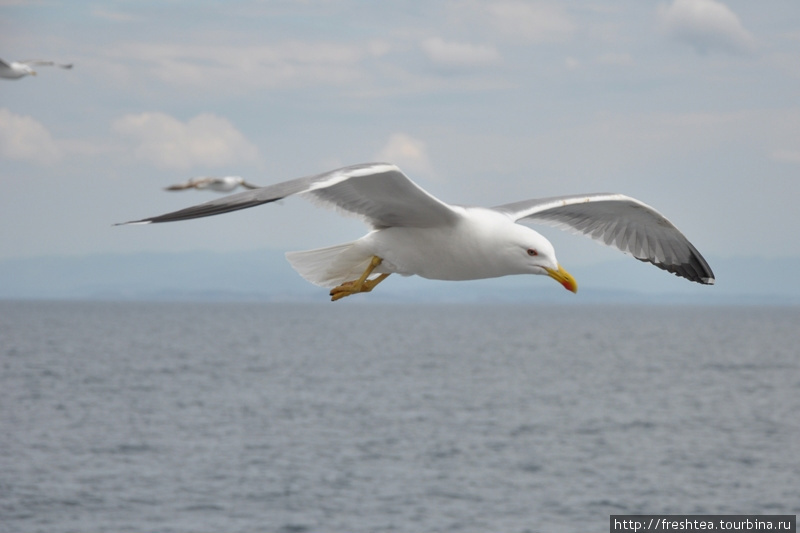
[105, 40, 389, 92]
[658, 0, 756, 54]
[0, 108, 61, 164]
[375, 133, 436, 179]
[442, 1, 574, 44]
[421, 37, 501, 67]
[482, 1, 575, 43]
[113, 112, 259, 170]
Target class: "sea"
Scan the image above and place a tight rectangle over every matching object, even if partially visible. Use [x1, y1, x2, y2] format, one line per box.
[1, 301, 798, 533]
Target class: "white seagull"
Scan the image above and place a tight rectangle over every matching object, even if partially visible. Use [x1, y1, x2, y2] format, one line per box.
[0, 58, 73, 79]
[119, 162, 715, 301]
[165, 176, 261, 193]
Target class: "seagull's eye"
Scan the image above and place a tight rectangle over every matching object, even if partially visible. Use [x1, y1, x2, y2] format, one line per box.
[527, 248, 538, 257]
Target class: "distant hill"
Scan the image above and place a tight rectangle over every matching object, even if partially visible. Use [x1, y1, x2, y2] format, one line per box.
[0, 250, 797, 305]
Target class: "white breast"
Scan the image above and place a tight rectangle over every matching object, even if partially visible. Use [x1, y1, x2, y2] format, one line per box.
[364, 207, 530, 281]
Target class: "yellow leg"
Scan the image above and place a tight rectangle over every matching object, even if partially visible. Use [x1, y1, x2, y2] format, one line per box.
[330, 256, 391, 301]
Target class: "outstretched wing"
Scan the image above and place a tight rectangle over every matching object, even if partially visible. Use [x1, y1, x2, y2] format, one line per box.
[494, 193, 715, 285]
[22, 60, 73, 69]
[164, 178, 206, 191]
[119, 162, 459, 229]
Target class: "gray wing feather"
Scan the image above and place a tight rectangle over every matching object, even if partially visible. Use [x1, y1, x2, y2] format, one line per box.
[494, 193, 715, 285]
[22, 60, 73, 69]
[118, 162, 458, 228]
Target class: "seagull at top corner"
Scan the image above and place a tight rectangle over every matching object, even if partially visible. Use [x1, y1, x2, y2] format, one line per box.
[118, 162, 715, 301]
[0, 58, 73, 79]
[165, 176, 261, 193]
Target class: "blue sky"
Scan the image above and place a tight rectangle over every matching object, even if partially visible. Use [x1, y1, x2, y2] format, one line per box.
[2, 0, 799, 273]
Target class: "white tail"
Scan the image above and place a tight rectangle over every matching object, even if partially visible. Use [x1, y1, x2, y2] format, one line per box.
[285, 241, 373, 288]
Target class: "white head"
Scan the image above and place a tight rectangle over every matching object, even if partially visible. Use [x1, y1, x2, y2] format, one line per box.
[504, 223, 578, 293]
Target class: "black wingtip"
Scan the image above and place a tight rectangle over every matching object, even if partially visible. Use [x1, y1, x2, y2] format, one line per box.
[636, 252, 715, 285]
[113, 219, 152, 226]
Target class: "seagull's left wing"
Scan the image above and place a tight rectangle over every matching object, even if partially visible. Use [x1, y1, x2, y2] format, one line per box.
[118, 163, 459, 229]
[494, 193, 715, 285]
[164, 179, 201, 191]
[22, 60, 73, 69]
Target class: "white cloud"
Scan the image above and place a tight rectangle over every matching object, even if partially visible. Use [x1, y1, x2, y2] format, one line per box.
[482, 1, 575, 43]
[658, 0, 756, 55]
[0, 108, 61, 164]
[421, 37, 500, 67]
[375, 133, 436, 179]
[113, 112, 259, 170]
[105, 40, 389, 91]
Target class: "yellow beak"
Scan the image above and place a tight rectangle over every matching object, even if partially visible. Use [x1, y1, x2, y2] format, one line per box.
[545, 264, 578, 293]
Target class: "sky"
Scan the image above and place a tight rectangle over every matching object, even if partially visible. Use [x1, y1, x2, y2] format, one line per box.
[2, 0, 799, 274]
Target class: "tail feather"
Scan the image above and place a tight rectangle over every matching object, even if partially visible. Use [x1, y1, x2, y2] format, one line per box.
[285, 241, 373, 288]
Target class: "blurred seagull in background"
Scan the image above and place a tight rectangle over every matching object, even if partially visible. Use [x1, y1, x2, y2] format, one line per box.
[121, 162, 715, 301]
[165, 176, 261, 193]
[0, 58, 73, 79]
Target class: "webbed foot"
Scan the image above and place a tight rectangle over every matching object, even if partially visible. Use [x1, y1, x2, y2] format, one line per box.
[329, 256, 391, 301]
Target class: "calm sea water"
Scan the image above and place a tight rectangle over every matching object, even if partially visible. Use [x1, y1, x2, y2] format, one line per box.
[1, 301, 798, 533]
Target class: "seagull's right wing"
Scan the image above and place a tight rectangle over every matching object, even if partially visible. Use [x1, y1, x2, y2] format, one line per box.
[118, 163, 460, 229]
[494, 193, 715, 285]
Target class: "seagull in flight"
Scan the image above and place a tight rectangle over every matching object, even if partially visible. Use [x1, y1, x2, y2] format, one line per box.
[0, 58, 73, 79]
[165, 176, 261, 193]
[119, 162, 715, 301]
